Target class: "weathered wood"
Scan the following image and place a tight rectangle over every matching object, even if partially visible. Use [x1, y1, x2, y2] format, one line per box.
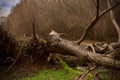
[107, 0, 120, 42]
[47, 53, 85, 66]
[92, 42, 108, 53]
[76, 1, 120, 44]
[75, 64, 97, 80]
[45, 31, 120, 69]
[110, 42, 120, 49]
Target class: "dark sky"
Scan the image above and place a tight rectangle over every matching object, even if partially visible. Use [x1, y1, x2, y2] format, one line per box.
[0, 0, 20, 16]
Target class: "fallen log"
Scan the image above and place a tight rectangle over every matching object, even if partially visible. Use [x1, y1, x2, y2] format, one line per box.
[47, 53, 86, 67]
[45, 30, 120, 69]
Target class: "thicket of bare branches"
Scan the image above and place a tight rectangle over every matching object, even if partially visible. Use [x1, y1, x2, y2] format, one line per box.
[5, 0, 118, 42]
[0, 0, 120, 79]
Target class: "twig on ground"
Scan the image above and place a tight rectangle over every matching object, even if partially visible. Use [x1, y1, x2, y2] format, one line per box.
[75, 64, 97, 80]
[5, 41, 27, 73]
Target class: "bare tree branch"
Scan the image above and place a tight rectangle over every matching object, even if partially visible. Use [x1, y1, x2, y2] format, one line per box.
[96, 0, 100, 18]
[75, 64, 97, 80]
[107, 0, 120, 42]
[46, 31, 120, 69]
[5, 40, 27, 73]
[76, 1, 120, 44]
[32, 19, 37, 39]
[99, 2, 120, 18]
[92, 69, 101, 80]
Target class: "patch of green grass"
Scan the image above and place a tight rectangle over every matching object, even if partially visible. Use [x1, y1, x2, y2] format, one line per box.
[21, 59, 111, 80]
[20, 62, 111, 80]
[21, 69, 78, 80]
[21, 59, 79, 80]
[21, 59, 94, 80]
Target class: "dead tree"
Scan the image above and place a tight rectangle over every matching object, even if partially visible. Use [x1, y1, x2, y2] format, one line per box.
[44, 0, 120, 75]
[45, 30, 120, 68]
[107, 0, 120, 42]
[76, 0, 120, 44]
[45, 0, 120, 69]
[45, 30, 120, 79]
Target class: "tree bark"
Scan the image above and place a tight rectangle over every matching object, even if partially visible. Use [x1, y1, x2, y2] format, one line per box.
[45, 31, 120, 69]
[107, 0, 120, 42]
[76, 1, 120, 44]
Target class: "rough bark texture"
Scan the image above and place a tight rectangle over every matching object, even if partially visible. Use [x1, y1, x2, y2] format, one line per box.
[107, 0, 120, 42]
[46, 31, 120, 69]
[76, 1, 120, 44]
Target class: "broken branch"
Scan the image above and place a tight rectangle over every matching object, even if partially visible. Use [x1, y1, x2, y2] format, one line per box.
[107, 0, 120, 42]
[75, 64, 97, 80]
[46, 31, 120, 69]
[76, 1, 120, 44]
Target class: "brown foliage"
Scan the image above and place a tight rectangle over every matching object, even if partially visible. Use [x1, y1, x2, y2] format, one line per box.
[5, 0, 118, 42]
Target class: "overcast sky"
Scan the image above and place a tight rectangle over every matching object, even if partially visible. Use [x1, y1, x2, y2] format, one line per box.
[0, 0, 20, 17]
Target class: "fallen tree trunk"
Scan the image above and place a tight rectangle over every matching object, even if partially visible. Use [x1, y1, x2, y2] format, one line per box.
[45, 30, 120, 69]
[47, 53, 86, 67]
